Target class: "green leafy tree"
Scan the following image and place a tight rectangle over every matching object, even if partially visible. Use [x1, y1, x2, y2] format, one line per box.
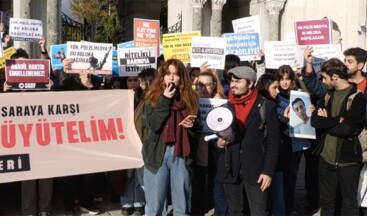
[69, 0, 121, 44]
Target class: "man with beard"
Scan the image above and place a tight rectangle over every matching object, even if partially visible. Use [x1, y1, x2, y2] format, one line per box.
[215, 66, 280, 215]
[302, 46, 367, 97]
[343, 48, 367, 92]
[311, 58, 366, 215]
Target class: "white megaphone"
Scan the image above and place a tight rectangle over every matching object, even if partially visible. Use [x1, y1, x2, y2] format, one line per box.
[204, 106, 234, 142]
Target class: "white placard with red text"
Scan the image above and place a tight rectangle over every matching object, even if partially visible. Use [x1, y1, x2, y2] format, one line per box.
[0, 90, 143, 183]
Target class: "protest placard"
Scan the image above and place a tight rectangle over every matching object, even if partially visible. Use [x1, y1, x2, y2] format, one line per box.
[295, 18, 333, 45]
[297, 44, 342, 74]
[50, 44, 66, 70]
[66, 42, 113, 74]
[232, 15, 261, 35]
[0, 47, 17, 69]
[5, 59, 50, 90]
[161, 31, 201, 63]
[112, 49, 119, 77]
[118, 41, 134, 49]
[277, 95, 289, 119]
[0, 90, 143, 183]
[223, 32, 260, 61]
[118, 46, 157, 77]
[289, 90, 316, 140]
[264, 40, 302, 69]
[199, 98, 228, 133]
[191, 36, 227, 69]
[9, 18, 43, 42]
[134, 18, 160, 55]
[0, 40, 3, 58]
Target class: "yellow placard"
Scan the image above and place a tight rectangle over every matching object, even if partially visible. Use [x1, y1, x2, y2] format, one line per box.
[161, 31, 201, 63]
[0, 47, 16, 69]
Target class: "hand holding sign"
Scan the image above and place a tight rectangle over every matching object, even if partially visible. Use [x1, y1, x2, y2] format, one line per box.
[304, 46, 314, 64]
[62, 58, 73, 71]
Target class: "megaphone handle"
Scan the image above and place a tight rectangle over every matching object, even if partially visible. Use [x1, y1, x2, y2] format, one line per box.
[204, 134, 219, 142]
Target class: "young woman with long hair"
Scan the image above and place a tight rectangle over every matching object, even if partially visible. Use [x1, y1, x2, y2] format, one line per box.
[143, 59, 202, 215]
[275, 65, 319, 215]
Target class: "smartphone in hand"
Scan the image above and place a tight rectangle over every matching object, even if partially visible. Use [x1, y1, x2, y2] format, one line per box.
[178, 115, 197, 126]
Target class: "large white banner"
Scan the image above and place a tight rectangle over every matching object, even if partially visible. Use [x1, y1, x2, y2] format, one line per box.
[0, 90, 143, 183]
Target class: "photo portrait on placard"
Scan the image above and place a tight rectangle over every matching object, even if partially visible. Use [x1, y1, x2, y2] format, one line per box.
[289, 90, 316, 139]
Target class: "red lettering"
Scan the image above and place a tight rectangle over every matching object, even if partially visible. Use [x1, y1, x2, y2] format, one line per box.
[98, 118, 117, 141]
[90, 117, 99, 141]
[1, 121, 16, 148]
[78, 121, 91, 142]
[115, 118, 125, 139]
[36, 119, 51, 146]
[66, 121, 78, 143]
[52, 122, 65, 144]
[18, 124, 33, 147]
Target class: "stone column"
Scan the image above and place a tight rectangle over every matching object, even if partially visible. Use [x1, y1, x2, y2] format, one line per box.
[191, 0, 207, 32]
[265, 0, 286, 41]
[210, 0, 226, 37]
[47, 0, 61, 51]
[18, 0, 32, 54]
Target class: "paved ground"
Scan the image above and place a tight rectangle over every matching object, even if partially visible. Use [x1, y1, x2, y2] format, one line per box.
[0, 155, 319, 216]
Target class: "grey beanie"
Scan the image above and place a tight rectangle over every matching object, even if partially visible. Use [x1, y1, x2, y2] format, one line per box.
[228, 66, 257, 83]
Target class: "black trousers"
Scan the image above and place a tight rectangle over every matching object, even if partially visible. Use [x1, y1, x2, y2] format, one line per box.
[283, 148, 319, 214]
[224, 180, 267, 216]
[319, 158, 360, 216]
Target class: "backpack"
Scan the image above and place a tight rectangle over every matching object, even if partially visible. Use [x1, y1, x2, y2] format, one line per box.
[324, 90, 367, 162]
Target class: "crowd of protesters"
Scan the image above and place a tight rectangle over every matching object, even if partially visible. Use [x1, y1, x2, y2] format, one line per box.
[1, 18, 367, 216]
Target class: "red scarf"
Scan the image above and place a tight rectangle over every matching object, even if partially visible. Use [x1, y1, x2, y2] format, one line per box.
[161, 100, 191, 157]
[229, 88, 259, 130]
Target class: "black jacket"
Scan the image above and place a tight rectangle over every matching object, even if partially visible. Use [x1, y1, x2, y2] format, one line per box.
[217, 95, 280, 184]
[311, 85, 366, 164]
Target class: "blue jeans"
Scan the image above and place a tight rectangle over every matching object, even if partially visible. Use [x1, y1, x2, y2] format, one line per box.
[144, 145, 192, 216]
[213, 176, 229, 216]
[120, 168, 145, 207]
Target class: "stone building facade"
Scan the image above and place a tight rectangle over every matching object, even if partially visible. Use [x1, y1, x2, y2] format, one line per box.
[3, 0, 367, 57]
[168, 0, 367, 50]
[0, 0, 61, 58]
